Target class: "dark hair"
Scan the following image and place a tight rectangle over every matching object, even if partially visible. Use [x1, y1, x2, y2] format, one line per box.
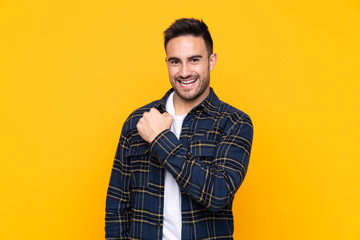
[163, 18, 213, 55]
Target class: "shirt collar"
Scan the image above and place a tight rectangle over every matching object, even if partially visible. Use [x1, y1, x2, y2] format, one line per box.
[154, 87, 220, 118]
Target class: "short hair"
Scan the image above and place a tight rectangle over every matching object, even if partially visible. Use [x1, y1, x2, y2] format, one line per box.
[163, 18, 213, 56]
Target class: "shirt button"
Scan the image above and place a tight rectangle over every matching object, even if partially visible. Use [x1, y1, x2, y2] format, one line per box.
[206, 148, 211, 153]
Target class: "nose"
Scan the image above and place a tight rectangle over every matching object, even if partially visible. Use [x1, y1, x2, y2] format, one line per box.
[179, 62, 191, 78]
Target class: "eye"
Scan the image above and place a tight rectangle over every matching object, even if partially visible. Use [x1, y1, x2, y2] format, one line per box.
[170, 59, 179, 64]
[191, 58, 199, 63]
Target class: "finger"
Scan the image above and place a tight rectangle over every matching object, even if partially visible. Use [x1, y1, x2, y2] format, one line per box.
[136, 121, 141, 131]
[163, 112, 173, 124]
[163, 112, 170, 117]
[150, 108, 160, 113]
[164, 112, 173, 119]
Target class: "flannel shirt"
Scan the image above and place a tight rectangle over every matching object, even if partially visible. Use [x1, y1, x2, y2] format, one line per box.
[105, 88, 253, 240]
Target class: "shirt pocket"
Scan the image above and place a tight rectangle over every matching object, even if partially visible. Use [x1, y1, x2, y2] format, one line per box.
[128, 143, 150, 187]
[189, 140, 217, 165]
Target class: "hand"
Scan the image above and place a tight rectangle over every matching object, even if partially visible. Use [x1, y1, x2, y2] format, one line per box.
[136, 108, 174, 143]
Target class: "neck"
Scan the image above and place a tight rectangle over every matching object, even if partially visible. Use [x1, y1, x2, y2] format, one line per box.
[173, 88, 210, 116]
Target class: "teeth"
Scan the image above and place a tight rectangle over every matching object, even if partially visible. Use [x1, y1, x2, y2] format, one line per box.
[180, 79, 196, 84]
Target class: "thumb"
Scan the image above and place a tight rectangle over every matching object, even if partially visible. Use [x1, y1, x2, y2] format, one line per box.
[162, 111, 171, 118]
[163, 112, 174, 124]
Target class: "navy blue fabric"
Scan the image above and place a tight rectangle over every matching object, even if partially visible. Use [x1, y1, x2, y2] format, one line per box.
[105, 88, 253, 240]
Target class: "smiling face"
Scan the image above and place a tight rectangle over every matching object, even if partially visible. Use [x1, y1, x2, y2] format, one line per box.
[165, 35, 217, 105]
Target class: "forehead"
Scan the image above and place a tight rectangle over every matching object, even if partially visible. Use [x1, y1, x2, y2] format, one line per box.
[166, 36, 207, 58]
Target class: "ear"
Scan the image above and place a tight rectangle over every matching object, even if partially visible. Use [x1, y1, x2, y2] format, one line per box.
[209, 53, 217, 71]
[165, 57, 168, 63]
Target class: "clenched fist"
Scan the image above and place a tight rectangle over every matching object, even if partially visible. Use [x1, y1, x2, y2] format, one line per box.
[136, 108, 174, 143]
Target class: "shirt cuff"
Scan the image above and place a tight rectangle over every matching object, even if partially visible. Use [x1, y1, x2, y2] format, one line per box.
[149, 129, 183, 168]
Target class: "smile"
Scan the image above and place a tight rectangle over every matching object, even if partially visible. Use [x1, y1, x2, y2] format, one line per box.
[178, 78, 197, 85]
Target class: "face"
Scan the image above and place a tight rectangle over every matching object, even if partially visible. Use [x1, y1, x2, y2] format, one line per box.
[165, 36, 217, 103]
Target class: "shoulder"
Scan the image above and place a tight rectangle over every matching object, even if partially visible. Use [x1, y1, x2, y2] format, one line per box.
[216, 100, 253, 134]
[207, 89, 252, 128]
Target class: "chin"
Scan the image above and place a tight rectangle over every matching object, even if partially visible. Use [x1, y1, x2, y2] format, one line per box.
[180, 92, 201, 101]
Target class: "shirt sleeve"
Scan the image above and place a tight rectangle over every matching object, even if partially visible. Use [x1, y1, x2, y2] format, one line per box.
[105, 128, 131, 239]
[149, 114, 253, 212]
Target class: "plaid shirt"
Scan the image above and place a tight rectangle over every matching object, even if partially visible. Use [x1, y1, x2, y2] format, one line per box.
[105, 88, 253, 240]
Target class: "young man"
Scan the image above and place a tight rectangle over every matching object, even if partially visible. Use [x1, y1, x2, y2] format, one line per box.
[105, 18, 253, 240]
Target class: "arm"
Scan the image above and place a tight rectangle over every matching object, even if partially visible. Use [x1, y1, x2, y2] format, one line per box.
[149, 114, 253, 212]
[105, 129, 131, 239]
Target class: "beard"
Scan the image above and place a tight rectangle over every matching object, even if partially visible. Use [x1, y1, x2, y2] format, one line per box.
[171, 72, 210, 102]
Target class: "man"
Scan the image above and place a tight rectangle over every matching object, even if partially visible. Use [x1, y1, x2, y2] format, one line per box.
[105, 18, 253, 240]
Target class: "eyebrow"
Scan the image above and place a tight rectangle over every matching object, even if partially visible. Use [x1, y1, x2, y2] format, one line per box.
[167, 57, 180, 62]
[188, 55, 203, 60]
[168, 55, 203, 62]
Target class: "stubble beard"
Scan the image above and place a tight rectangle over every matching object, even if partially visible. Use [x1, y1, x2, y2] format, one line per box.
[172, 73, 210, 102]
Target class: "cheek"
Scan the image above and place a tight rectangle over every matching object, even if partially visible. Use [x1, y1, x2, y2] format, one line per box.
[195, 66, 207, 76]
[195, 63, 209, 72]
[168, 68, 178, 78]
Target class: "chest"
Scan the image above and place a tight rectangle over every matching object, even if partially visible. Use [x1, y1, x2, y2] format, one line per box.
[128, 115, 224, 188]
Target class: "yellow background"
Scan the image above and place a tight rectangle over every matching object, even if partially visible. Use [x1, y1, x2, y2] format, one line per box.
[1, 0, 359, 239]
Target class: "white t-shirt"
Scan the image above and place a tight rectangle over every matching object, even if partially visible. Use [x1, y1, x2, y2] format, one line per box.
[162, 92, 186, 240]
